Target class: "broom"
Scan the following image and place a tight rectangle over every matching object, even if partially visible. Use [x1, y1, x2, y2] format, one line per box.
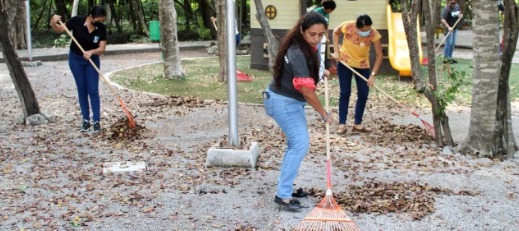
[57, 21, 136, 129]
[338, 60, 435, 138]
[293, 76, 361, 231]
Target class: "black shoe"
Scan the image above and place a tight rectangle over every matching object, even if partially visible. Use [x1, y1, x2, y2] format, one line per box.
[274, 196, 302, 211]
[451, 59, 458, 63]
[81, 120, 90, 132]
[292, 188, 309, 198]
[93, 121, 101, 132]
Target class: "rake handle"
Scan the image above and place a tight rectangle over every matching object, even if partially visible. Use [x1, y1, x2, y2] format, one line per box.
[434, 17, 462, 53]
[57, 21, 136, 128]
[337, 60, 415, 114]
[324, 75, 332, 190]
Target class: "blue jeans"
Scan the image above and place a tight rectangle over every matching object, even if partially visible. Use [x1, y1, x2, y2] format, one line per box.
[68, 52, 101, 122]
[337, 63, 370, 125]
[263, 89, 310, 199]
[443, 29, 457, 59]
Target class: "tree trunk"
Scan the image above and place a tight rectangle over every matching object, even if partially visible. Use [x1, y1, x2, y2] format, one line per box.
[0, 0, 41, 120]
[494, 0, 519, 159]
[215, 0, 228, 82]
[54, 0, 70, 20]
[160, 0, 184, 78]
[459, 1, 501, 157]
[401, 0, 424, 89]
[131, 0, 148, 34]
[253, 0, 278, 72]
[422, 0, 456, 147]
[72, 0, 80, 17]
[5, 0, 26, 49]
[199, 0, 216, 38]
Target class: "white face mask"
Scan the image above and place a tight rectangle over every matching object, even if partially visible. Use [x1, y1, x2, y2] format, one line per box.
[358, 29, 371, 37]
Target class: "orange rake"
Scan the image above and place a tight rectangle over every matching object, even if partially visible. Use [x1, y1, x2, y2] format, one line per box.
[338, 60, 435, 138]
[294, 76, 361, 231]
[58, 21, 136, 129]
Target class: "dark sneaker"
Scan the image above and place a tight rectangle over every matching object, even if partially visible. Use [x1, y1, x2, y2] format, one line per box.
[81, 120, 90, 132]
[291, 188, 309, 198]
[93, 121, 101, 132]
[451, 59, 458, 63]
[274, 196, 302, 212]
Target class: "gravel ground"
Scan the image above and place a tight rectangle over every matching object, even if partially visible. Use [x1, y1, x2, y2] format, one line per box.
[1, 49, 519, 231]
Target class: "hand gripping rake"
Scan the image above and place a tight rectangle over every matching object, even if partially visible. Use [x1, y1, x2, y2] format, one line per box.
[58, 21, 136, 129]
[338, 60, 435, 138]
[293, 76, 361, 231]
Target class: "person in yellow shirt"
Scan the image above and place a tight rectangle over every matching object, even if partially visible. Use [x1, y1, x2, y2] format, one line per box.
[331, 14, 383, 134]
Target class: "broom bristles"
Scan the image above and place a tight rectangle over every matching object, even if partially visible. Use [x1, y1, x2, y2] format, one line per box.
[293, 192, 360, 231]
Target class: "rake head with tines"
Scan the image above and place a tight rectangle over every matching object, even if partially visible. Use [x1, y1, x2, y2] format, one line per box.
[293, 189, 360, 231]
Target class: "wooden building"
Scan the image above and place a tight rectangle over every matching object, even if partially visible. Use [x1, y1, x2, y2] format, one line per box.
[250, 0, 420, 76]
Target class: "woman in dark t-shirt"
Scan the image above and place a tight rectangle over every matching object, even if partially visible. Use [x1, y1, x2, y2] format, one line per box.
[50, 6, 107, 132]
[263, 12, 333, 212]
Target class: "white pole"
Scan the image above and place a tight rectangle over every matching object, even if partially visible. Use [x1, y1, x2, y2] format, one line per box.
[226, 0, 238, 146]
[25, 0, 32, 61]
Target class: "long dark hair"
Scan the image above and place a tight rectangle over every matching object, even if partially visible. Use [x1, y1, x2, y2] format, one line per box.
[88, 5, 107, 18]
[273, 11, 328, 88]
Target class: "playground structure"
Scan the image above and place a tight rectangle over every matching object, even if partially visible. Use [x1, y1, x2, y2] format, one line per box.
[249, 1, 423, 77]
[386, 5, 423, 77]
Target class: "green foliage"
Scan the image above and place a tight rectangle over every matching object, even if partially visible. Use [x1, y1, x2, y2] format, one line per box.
[432, 61, 471, 118]
[198, 28, 213, 40]
[53, 34, 69, 48]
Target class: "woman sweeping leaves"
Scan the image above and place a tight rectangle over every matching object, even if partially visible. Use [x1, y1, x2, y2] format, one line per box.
[50, 6, 107, 132]
[263, 11, 333, 212]
[331, 14, 383, 135]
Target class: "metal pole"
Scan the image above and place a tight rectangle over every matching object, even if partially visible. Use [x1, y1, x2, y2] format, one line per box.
[25, 0, 32, 61]
[226, 0, 239, 146]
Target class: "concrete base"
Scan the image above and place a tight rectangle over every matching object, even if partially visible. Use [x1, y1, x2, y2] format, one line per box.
[103, 161, 147, 174]
[206, 142, 260, 168]
[21, 60, 42, 67]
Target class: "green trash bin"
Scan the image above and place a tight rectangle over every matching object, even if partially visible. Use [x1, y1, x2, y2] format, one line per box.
[149, 21, 160, 42]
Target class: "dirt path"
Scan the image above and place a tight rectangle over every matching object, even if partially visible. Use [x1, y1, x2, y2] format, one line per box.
[1, 50, 519, 230]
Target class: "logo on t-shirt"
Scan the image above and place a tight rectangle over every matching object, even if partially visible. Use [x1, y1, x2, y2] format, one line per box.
[93, 36, 99, 43]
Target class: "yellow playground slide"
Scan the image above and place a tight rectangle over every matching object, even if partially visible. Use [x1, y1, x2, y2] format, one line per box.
[386, 5, 423, 77]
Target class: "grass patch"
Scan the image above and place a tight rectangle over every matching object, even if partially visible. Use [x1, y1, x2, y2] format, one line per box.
[111, 56, 519, 106]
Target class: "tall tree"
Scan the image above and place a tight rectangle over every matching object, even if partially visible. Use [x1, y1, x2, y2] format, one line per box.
[5, 0, 27, 49]
[0, 0, 41, 121]
[160, 0, 184, 78]
[422, 0, 455, 146]
[253, 0, 278, 71]
[400, 0, 424, 89]
[459, 1, 501, 157]
[198, 0, 216, 37]
[215, 0, 228, 82]
[494, 0, 519, 159]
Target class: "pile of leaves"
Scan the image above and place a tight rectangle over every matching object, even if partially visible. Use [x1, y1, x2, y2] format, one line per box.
[309, 180, 478, 220]
[139, 95, 209, 108]
[369, 119, 435, 145]
[102, 117, 146, 141]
